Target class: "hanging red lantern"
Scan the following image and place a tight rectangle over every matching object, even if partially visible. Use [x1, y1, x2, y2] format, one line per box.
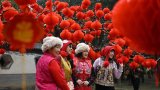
[84, 34, 94, 43]
[129, 61, 139, 69]
[0, 19, 3, 31]
[84, 21, 92, 29]
[96, 10, 104, 18]
[86, 10, 94, 17]
[60, 20, 70, 29]
[81, 0, 91, 9]
[94, 3, 102, 11]
[123, 48, 133, 57]
[104, 13, 112, 20]
[122, 56, 129, 64]
[14, 0, 36, 5]
[90, 31, 96, 36]
[3, 13, 45, 53]
[114, 38, 126, 47]
[144, 59, 152, 68]
[89, 48, 96, 60]
[91, 20, 102, 30]
[60, 29, 72, 40]
[73, 30, 84, 41]
[0, 49, 5, 54]
[45, 0, 53, 10]
[3, 7, 18, 21]
[117, 58, 123, 64]
[103, 7, 110, 14]
[133, 55, 145, 64]
[150, 59, 157, 68]
[43, 12, 59, 27]
[112, 0, 160, 55]
[2, 0, 12, 8]
[107, 23, 113, 30]
[76, 12, 85, 20]
[62, 8, 74, 18]
[109, 28, 120, 39]
[96, 30, 101, 36]
[114, 44, 122, 55]
[67, 19, 75, 25]
[71, 23, 81, 31]
[56, 2, 67, 11]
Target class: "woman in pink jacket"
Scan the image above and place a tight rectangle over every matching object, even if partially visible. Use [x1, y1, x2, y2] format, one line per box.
[36, 36, 69, 90]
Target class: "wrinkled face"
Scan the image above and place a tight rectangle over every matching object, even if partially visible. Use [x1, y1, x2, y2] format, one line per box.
[49, 44, 61, 56]
[82, 51, 89, 58]
[109, 50, 115, 58]
[66, 44, 73, 55]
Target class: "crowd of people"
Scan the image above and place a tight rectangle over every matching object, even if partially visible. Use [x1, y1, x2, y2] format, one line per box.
[35, 36, 124, 90]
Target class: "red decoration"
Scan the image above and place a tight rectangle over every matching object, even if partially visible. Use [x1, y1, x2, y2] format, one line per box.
[84, 21, 92, 29]
[123, 48, 133, 57]
[60, 29, 72, 40]
[112, 0, 160, 55]
[81, 0, 91, 9]
[129, 61, 139, 69]
[60, 20, 70, 29]
[86, 10, 94, 17]
[94, 3, 102, 11]
[76, 12, 85, 20]
[14, 0, 36, 5]
[3, 7, 18, 21]
[0, 49, 5, 54]
[114, 38, 126, 47]
[104, 13, 112, 20]
[73, 30, 84, 41]
[103, 8, 110, 14]
[91, 20, 102, 30]
[2, 0, 12, 8]
[103, 60, 109, 68]
[96, 10, 104, 18]
[117, 58, 123, 64]
[62, 8, 74, 18]
[150, 59, 157, 68]
[133, 55, 145, 64]
[56, 2, 67, 11]
[3, 13, 45, 53]
[71, 23, 81, 31]
[114, 44, 122, 55]
[96, 30, 101, 36]
[109, 28, 120, 40]
[84, 34, 94, 43]
[0, 19, 3, 31]
[43, 12, 59, 27]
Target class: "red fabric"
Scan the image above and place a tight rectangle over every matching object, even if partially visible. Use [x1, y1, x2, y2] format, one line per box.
[100, 46, 113, 57]
[48, 60, 69, 90]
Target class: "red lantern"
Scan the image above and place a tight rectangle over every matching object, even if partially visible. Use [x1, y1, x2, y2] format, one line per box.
[3, 7, 18, 21]
[84, 34, 94, 43]
[76, 12, 85, 20]
[91, 20, 102, 30]
[73, 30, 84, 41]
[45, 0, 53, 10]
[114, 44, 122, 55]
[95, 3, 102, 11]
[96, 30, 102, 36]
[3, 13, 45, 53]
[62, 8, 74, 18]
[90, 31, 96, 36]
[144, 59, 152, 68]
[124, 48, 133, 57]
[150, 59, 157, 68]
[89, 48, 96, 60]
[67, 19, 75, 25]
[86, 10, 94, 17]
[0, 49, 5, 54]
[60, 20, 70, 29]
[71, 23, 81, 31]
[103, 7, 110, 14]
[56, 2, 67, 11]
[112, 0, 160, 55]
[84, 21, 92, 29]
[81, 0, 91, 9]
[60, 29, 72, 40]
[14, 0, 36, 5]
[117, 58, 123, 64]
[104, 13, 112, 20]
[0, 19, 3, 31]
[2, 0, 12, 8]
[109, 28, 120, 39]
[129, 61, 139, 69]
[133, 55, 145, 64]
[43, 12, 59, 27]
[96, 10, 104, 18]
[114, 38, 126, 47]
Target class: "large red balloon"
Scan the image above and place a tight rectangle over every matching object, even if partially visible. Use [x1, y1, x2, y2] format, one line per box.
[112, 0, 160, 55]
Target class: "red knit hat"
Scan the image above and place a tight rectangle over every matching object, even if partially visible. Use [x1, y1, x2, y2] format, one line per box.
[60, 40, 72, 57]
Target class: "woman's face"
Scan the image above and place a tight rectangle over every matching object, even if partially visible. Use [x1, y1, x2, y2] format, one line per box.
[82, 51, 89, 58]
[66, 44, 73, 55]
[109, 50, 115, 58]
[49, 45, 61, 56]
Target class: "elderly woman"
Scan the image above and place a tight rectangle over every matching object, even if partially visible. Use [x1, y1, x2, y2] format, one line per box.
[72, 43, 95, 90]
[93, 46, 123, 90]
[36, 36, 69, 90]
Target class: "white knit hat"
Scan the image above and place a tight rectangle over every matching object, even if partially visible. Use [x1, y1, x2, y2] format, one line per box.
[75, 43, 90, 54]
[41, 36, 63, 52]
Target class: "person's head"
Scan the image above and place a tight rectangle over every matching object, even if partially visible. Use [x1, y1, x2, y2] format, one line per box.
[75, 43, 90, 59]
[41, 36, 63, 56]
[100, 46, 115, 59]
[61, 40, 73, 55]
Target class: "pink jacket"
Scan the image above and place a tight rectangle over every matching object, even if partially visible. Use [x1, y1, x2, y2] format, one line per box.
[36, 53, 61, 90]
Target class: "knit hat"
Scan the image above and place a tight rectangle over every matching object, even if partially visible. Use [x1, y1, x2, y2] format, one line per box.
[75, 43, 90, 54]
[61, 40, 72, 52]
[41, 36, 63, 52]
